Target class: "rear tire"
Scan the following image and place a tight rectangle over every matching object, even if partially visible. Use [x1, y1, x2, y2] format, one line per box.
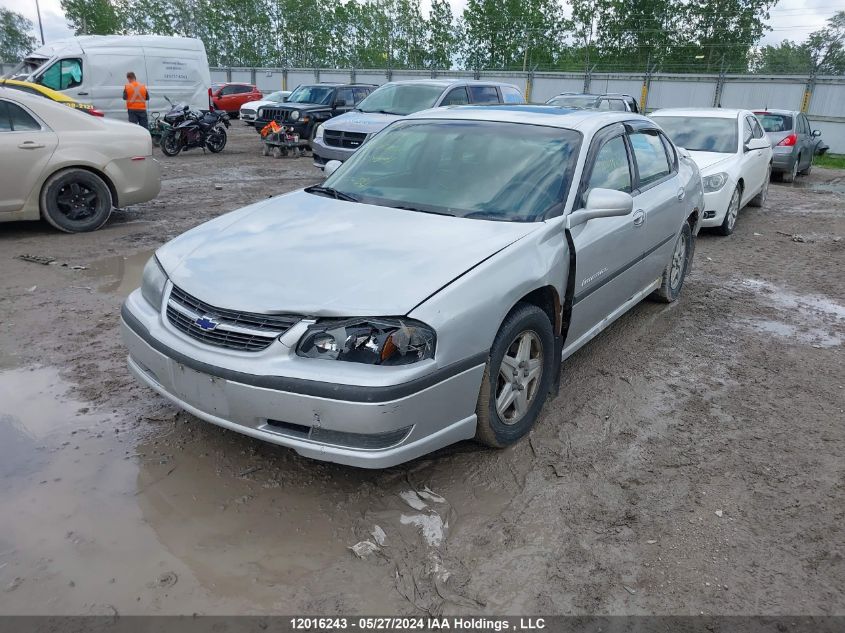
[40, 168, 112, 233]
[782, 156, 799, 183]
[799, 157, 812, 176]
[475, 303, 555, 448]
[206, 127, 227, 153]
[651, 223, 692, 303]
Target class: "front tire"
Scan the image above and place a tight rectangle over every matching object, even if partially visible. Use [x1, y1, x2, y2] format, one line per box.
[715, 184, 741, 236]
[748, 165, 770, 207]
[475, 303, 555, 448]
[40, 168, 112, 233]
[160, 130, 181, 156]
[651, 223, 692, 303]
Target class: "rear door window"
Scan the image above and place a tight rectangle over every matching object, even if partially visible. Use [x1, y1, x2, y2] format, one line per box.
[335, 88, 355, 106]
[441, 87, 469, 106]
[500, 86, 524, 104]
[352, 87, 369, 103]
[608, 99, 627, 111]
[468, 85, 500, 104]
[5, 102, 40, 131]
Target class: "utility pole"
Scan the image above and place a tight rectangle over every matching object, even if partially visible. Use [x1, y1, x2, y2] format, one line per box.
[35, 0, 45, 44]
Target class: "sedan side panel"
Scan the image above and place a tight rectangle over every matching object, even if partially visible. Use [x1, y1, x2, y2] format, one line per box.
[0, 126, 58, 214]
[409, 218, 569, 370]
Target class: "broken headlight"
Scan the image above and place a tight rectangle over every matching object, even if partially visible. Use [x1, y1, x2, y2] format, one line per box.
[296, 318, 435, 365]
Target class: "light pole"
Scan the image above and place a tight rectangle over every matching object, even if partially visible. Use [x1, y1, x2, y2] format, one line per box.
[35, 0, 45, 44]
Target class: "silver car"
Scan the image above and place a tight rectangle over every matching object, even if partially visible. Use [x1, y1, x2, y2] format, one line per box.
[753, 109, 820, 182]
[311, 79, 525, 168]
[122, 107, 703, 468]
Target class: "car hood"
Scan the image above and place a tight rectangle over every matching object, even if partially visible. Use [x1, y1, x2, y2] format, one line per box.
[156, 190, 539, 317]
[240, 99, 274, 111]
[323, 111, 402, 135]
[687, 151, 735, 173]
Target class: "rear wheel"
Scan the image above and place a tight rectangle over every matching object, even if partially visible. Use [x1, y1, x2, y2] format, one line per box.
[160, 130, 181, 156]
[40, 168, 112, 233]
[715, 185, 741, 236]
[651, 223, 692, 303]
[782, 155, 799, 183]
[475, 303, 555, 448]
[206, 127, 227, 153]
[799, 156, 812, 176]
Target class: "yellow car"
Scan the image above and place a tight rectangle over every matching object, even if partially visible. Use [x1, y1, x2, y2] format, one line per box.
[0, 79, 104, 116]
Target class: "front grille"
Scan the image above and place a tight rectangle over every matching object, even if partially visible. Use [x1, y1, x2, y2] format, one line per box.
[259, 106, 289, 122]
[324, 130, 367, 149]
[166, 285, 301, 352]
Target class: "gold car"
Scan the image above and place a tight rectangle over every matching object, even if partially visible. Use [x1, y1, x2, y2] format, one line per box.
[0, 79, 104, 117]
[0, 87, 160, 232]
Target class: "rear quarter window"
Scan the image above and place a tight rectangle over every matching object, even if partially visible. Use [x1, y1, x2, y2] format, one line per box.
[500, 86, 524, 104]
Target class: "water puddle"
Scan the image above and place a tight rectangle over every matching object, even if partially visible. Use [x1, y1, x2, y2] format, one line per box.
[83, 250, 154, 296]
[740, 318, 842, 348]
[738, 278, 845, 320]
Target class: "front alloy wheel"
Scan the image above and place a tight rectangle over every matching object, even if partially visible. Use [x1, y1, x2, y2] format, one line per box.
[716, 185, 741, 236]
[496, 331, 543, 425]
[475, 303, 555, 448]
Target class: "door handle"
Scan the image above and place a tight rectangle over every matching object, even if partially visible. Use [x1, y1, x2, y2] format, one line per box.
[18, 141, 45, 149]
[77, 91, 89, 96]
[677, 187, 685, 201]
[632, 209, 645, 227]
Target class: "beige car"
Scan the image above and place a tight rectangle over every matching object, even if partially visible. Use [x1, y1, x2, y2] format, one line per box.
[0, 87, 160, 232]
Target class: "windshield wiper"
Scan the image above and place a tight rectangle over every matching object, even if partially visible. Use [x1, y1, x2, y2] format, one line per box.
[390, 204, 455, 217]
[361, 109, 401, 115]
[305, 186, 359, 202]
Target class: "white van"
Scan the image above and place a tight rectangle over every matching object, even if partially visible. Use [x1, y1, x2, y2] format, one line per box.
[8, 35, 212, 118]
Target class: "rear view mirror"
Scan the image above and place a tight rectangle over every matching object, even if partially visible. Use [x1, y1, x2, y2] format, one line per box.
[566, 188, 634, 229]
[324, 160, 342, 177]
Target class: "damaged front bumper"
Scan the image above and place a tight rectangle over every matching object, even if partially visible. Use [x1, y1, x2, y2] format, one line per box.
[120, 289, 483, 468]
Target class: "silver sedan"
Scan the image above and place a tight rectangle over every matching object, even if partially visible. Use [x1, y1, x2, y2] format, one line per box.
[122, 107, 703, 468]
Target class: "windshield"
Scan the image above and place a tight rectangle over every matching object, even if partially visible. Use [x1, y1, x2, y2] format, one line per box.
[7, 58, 47, 80]
[322, 119, 581, 222]
[357, 83, 444, 116]
[755, 112, 793, 133]
[652, 116, 738, 153]
[287, 85, 333, 105]
[547, 95, 599, 109]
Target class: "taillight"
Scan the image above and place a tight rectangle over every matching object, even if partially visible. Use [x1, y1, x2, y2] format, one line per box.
[208, 87, 214, 111]
[777, 134, 797, 147]
[88, 108, 105, 117]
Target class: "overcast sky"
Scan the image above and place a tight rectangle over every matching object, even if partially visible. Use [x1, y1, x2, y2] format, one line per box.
[4, 0, 839, 52]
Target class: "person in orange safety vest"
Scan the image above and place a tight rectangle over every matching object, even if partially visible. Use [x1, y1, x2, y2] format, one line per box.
[123, 71, 150, 128]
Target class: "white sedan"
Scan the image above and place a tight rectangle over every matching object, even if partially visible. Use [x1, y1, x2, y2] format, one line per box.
[239, 90, 290, 126]
[651, 108, 772, 235]
[0, 87, 160, 232]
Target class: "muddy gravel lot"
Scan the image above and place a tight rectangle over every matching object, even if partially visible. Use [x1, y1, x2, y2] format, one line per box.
[0, 125, 842, 616]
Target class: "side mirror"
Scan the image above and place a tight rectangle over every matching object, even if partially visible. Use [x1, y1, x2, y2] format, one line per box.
[677, 146, 691, 159]
[812, 129, 821, 137]
[324, 160, 342, 177]
[566, 188, 634, 229]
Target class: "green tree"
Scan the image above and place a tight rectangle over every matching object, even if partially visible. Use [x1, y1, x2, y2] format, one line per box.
[427, 0, 456, 69]
[0, 8, 37, 61]
[61, 0, 123, 35]
[805, 10, 845, 75]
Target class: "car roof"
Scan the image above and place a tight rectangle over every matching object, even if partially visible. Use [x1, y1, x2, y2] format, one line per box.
[650, 107, 745, 119]
[0, 78, 75, 103]
[752, 108, 797, 115]
[384, 79, 519, 89]
[404, 105, 652, 134]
